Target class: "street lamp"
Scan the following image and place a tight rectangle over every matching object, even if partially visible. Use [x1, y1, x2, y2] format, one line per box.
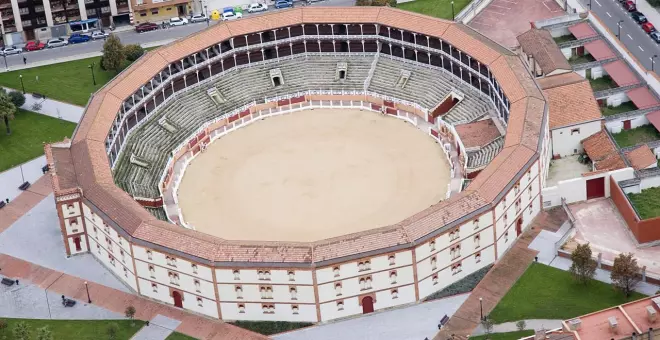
[479, 297, 484, 321]
[618, 20, 624, 40]
[588, 0, 591, 9]
[19, 74, 24, 94]
[2, 53, 7, 70]
[205, 5, 209, 27]
[84, 281, 92, 303]
[651, 55, 658, 72]
[451, 0, 455, 21]
[88, 62, 96, 86]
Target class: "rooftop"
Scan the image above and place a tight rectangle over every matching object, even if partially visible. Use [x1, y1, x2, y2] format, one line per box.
[517, 28, 572, 75]
[624, 144, 657, 170]
[455, 118, 502, 148]
[581, 130, 626, 171]
[537, 72, 602, 129]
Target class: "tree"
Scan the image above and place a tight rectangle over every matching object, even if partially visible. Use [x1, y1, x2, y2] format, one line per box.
[102, 35, 125, 73]
[611, 253, 640, 297]
[106, 323, 119, 340]
[516, 320, 526, 331]
[8, 91, 25, 108]
[36, 326, 54, 340]
[125, 305, 136, 325]
[0, 92, 17, 135]
[481, 316, 494, 339]
[12, 322, 31, 340]
[569, 243, 597, 284]
[124, 44, 145, 62]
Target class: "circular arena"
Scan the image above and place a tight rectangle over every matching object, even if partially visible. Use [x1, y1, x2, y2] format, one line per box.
[46, 7, 548, 333]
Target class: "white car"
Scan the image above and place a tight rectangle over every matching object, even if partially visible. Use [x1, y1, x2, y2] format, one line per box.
[46, 38, 68, 48]
[90, 30, 109, 40]
[221, 11, 243, 21]
[0, 46, 21, 55]
[190, 14, 207, 23]
[169, 17, 189, 26]
[247, 3, 268, 12]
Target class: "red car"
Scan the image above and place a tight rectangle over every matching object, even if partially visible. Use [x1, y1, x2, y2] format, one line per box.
[643, 22, 657, 34]
[624, 1, 636, 11]
[24, 41, 45, 51]
[135, 22, 159, 33]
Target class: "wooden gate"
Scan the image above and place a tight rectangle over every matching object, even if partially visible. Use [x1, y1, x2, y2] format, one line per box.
[586, 177, 605, 200]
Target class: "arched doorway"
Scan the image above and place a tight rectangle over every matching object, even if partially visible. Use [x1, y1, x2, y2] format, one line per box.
[172, 291, 183, 308]
[361, 296, 374, 314]
[73, 237, 82, 252]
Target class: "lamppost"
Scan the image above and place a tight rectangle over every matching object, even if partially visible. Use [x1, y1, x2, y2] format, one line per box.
[2, 53, 7, 70]
[618, 20, 624, 40]
[479, 297, 484, 321]
[88, 62, 96, 86]
[588, 0, 591, 9]
[651, 55, 658, 72]
[451, 1, 455, 21]
[84, 281, 92, 303]
[19, 74, 25, 94]
[205, 5, 209, 27]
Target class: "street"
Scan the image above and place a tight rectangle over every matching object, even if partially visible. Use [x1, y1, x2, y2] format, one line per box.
[581, 0, 660, 73]
[2, 0, 355, 69]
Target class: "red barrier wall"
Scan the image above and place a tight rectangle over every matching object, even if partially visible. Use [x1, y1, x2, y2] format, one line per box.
[609, 177, 660, 243]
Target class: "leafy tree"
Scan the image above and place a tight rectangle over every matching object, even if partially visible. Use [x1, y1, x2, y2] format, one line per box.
[124, 44, 145, 62]
[516, 320, 526, 331]
[611, 253, 641, 297]
[8, 91, 25, 108]
[0, 92, 17, 135]
[12, 322, 31, 340]
[569, 243, 597, 284]
[102, 35, 125, 73]
[36, 326, 54, 340]
[125, 305, 136, 326]
[106, 323, 119, 340]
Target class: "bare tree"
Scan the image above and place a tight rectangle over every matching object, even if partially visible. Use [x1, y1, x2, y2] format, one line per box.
[611, 253, 640, 297]
[481, 316, 494, 339]
[569, 243, 597, 284]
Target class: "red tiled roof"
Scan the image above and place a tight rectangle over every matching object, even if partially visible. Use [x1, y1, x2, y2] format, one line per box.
[568, 22, 598, 39]
[626, 87, 660, 109]
[583, 40, 615, 61]
[49, 8, 547, 265]
[647, 110, 660, 132]
[537, 72, 602, 129]
[625, 144, 657, 170]
[603, 61, 639, 87]
[581, 130, 626, 171]
[516, 28, 571, 74]
[455, 119, 501, 148]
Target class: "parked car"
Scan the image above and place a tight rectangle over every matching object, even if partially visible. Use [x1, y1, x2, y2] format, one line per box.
[135, 22, 159, 33]
[0, 46, 21, 55]
[631, 11, 647, 24]
[169, 17, 188, 26]
[190, 14, 207, 23]
[275, 0, 293, 8]
[223, 6, 235, 14]
[46, 37, 68, 48]
[24, 41, 45, 51]
[90, 30, 109, 40]
[247, 3, 268, 12]
[624, 1, 636, 11]
[221, 11, 243, 21]
[68, 33, 90, 44]
[651, 31, 660, 43]
[643, 22, 656, 33]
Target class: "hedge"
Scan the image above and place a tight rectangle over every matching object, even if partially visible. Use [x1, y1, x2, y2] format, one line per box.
[230, 320, 313, 335]
[424, 264, 493, 301]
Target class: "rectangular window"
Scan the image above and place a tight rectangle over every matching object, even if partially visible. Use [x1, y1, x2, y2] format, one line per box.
[571, 128, 580, 135]
[151, 8, 158, 15]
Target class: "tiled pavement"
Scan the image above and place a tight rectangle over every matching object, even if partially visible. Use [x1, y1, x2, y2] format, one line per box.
[434, 207, 569, 340]
[0, 177, 267, 340]
[130, 315, 182, 340]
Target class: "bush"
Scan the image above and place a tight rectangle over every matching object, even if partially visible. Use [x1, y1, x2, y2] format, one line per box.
[124, 44, 145, 62]
[424, 264, 493, 301]
[649, 0, 660, 7]
[231, 321, 313, 335]
[106, 323, 119, 340]
[8, 91, 25, 108]
[99, 56, 107, 71]
[0, 320, 7, 330]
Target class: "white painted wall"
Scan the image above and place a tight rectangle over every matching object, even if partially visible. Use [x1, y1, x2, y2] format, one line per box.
[551, 121, 601, 157]
[541, 168, 636, 207]
[67, 235, 88, 254]
[605, 92, 628, 107]
[606, 117, 650, 134]
[221, 302, 318, 322]
[641, 174, 660, 190]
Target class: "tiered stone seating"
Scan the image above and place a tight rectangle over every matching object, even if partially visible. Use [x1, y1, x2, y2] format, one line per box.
[442, 97, 493, 125]
[466, 136, 505, 171]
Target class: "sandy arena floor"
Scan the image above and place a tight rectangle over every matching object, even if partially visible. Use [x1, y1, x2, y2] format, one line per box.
[177, 108, 451, 242]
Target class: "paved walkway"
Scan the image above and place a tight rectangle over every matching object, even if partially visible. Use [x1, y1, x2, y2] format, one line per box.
[0, 155, 48, 204]
[434, 207, 569, 340]
[274, 294, 469, 340]
[130, 315, 181, 340]
[8, 87, 85, 123]
[472, 319, 563, 336]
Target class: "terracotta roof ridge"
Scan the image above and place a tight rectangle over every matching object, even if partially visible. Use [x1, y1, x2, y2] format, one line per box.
[540, 75, 587, 90]
[312, 224, 406, 246]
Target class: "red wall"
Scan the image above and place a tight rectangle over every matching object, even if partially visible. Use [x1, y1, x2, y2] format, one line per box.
[609, 177, 660, 243]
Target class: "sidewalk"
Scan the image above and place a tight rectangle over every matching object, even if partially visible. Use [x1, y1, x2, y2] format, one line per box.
[0, 155, 48, 204]
[3, 87, 85, 123]
[471, 319, 563, 336]
[636, 0, 660, 29]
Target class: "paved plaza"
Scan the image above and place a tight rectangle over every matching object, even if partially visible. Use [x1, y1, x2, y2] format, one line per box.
[546, 156, 592, 187]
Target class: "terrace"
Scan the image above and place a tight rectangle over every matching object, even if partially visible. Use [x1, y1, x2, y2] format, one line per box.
[611, 124, 660, 148]
[568, 54, 595, 65]
[627, 186, 660, 219]
[588, 75, 617, 91]
[600, 101, 637, 117]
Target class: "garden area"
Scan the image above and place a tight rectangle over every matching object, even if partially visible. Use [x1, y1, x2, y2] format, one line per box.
[470, 330, 534, 340]
[230, 321, 313, 336]
[611, 124, 660, 148]
[588, 75, 617, 91]
[600, 101, 638, 117]
[0, 318, 144, 340]
[0, 109, 76, 172]
[398, 0, 471, 20]
[488, 263, 646, 323]
[627, 186, 660, 219]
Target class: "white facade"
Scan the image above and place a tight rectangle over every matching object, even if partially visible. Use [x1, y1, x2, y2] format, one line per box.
[541, 168, 636, 207]
[606, 118, 650, 134]
[551, 121, 601, 158]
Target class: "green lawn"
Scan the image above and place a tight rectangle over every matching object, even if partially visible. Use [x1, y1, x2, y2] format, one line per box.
[600, 101, 638, 117]
[488, 263, 646, 323]
[568, 54, 596, 65]
[553, 35, 577, 44]
[398, 0, 471, 19]
[0, 109, 76, 172]
[230, 321, 313, 335]
[165, 332, 199, 340]
[0, 318, 144, 340]
[628, 186, 660, 219]
[470, 330, 535, 340]
[588, 75, 617, 91]
[611, 124, 660, 148]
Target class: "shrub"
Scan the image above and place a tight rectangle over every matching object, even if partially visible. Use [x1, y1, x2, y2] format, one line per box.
[106, 323, 119, 340]
[124, 44, 145, 62]
[8, 91, 25, 108]
[99, 56, 107, 71]
[0, 320, 7, 330]
[231, 321, 313, 335]
[12, 322, 31, 340]
[424, 264, 493, 301]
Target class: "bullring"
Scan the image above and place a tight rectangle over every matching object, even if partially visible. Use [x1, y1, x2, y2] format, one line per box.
[46, 7, 549, 323]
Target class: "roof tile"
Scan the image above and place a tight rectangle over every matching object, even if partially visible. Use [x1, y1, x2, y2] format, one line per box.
[516, 29, 571, 74]
[625, 144, 657, 170]
[538, 73, 602, 129]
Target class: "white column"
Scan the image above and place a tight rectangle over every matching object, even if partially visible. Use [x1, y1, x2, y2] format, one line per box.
[109, 0, 118, 16]
[78, 0, 88, 20]
[10, 0, 23, 32]
[42, 0, 54, 27]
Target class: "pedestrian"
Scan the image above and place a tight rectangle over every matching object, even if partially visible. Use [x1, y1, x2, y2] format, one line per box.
[22, 56, 26, 65]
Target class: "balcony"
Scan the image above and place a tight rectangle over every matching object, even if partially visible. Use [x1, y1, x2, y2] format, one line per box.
[50, 4, 65, 11]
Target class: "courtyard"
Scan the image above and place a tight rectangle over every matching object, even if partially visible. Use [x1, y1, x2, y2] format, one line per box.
[545, 155, 591, 187]
[611, 124, 660, 147]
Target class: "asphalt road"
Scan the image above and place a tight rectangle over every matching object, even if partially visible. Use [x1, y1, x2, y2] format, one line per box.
[2, 0, 355, 69]
[582, 0, 660, 73]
